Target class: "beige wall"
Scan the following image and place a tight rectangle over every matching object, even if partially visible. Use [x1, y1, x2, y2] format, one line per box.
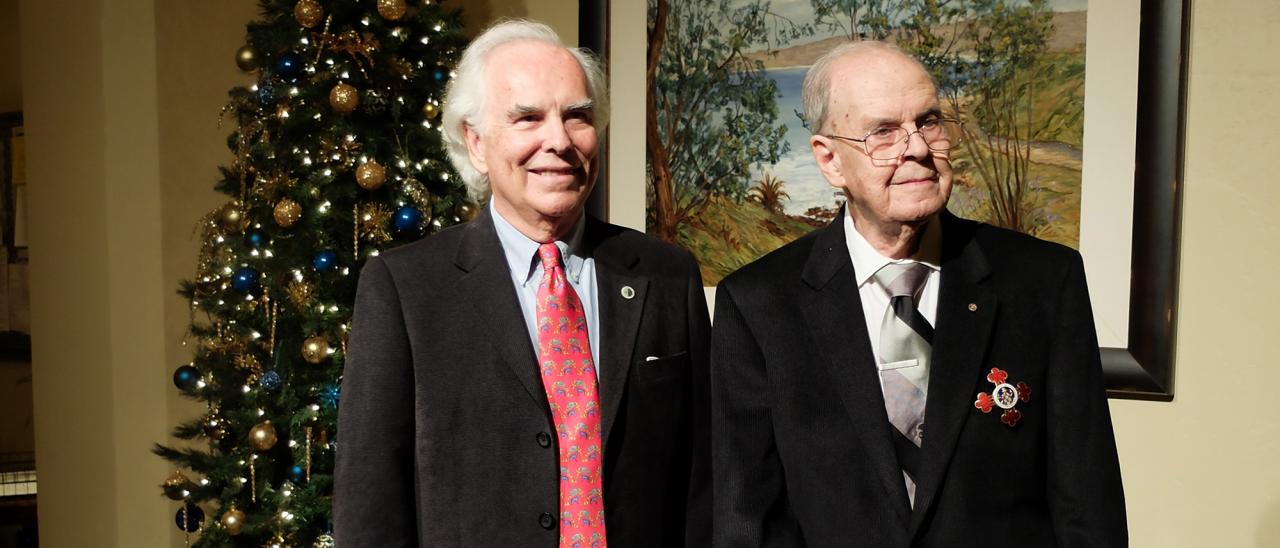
[1106, 0, 1280, 545]
[19, 0, 1280, 546]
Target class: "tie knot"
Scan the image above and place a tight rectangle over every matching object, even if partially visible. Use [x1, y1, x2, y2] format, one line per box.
[538, 242, 563, 272]
[873, 262, 930, 298]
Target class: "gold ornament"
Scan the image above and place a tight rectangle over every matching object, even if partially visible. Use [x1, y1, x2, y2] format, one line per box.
[401, 177, 431, 209]
[249, 420, 278, 451]
[274, 199, 303, 228]
[236, 44, 259, 72]
[252, 168, 299, 201]
[235, 352, 263, 373]
[319, 136, 362, 171]
[329, 82, 359, 115]
[293, 0, 323, 28]
[163, 470, 193, 501]
[313, 30, 380, 69]
[358, 202, 394, 244]
[422, 102, 439, 119]
[219, 202, 248, 232]
[314, 532, 336, 548]
[220, 506, 246, 535]
[287, 280, 314, 310]
[302, 335, 330, 364]
[355, 160, 386, 190]
[377, 0, 408, 21]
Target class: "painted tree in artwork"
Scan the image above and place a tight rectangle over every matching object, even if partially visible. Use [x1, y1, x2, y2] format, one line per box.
[152, 1, 468, 546]
[646, 0, 800, 243]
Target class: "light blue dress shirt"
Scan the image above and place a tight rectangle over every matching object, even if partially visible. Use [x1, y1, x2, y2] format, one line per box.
[490, 201, 601, 377]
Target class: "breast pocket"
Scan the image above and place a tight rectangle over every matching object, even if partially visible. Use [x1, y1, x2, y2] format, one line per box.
[637, 351, 689, 384]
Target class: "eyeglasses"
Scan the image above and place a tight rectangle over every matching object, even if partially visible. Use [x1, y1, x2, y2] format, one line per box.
[825, 118, 963, 161]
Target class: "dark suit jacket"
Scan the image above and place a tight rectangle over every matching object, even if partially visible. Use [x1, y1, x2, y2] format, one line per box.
[335, 208, 711, 547]
[710, 211, 1126, 547]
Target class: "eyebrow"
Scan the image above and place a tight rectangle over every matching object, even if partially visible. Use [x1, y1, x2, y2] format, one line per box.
[507, 100, 595, 120]
[507, 104, 541, 119]
[565, 100, 594, 113]
[865, 107, 944, 128]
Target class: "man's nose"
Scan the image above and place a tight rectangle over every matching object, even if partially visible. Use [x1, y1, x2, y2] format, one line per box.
[541, 116, 573, 153]
[901, 128, 931, 161]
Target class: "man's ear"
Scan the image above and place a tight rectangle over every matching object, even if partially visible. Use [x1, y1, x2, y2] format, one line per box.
[810, 134, 847, 191]
[463, 123, 488, 176]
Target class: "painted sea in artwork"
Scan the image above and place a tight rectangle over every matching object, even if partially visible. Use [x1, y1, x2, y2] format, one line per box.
[647, 0, 1088, 285]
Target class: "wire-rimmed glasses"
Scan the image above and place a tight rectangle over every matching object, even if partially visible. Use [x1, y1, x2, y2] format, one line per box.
[825, 118, 964, 161]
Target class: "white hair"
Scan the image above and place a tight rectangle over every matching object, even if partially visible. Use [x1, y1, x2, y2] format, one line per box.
[441, 19, 610, 203]
[801, 40, 932, 135]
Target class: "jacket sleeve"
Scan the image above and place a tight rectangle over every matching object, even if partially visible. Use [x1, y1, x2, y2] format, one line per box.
[334, 256, 419, 547]
[710, 282, 802, 547]
[1046, 251, 1128, 545]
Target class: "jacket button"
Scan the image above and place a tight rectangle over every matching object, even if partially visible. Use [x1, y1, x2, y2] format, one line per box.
[539, 512, 556, 530]
[536, 431, 552, 448]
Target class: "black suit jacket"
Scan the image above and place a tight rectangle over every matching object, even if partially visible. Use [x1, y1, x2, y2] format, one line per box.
[710, 211, 1125, 547]
[335, 208, 711, 547]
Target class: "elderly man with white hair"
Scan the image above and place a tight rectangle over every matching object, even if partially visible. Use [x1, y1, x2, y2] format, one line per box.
[335, 19, 711, 548]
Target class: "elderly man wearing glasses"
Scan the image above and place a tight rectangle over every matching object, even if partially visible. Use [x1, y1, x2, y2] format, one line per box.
[709, 41, 1127, 547]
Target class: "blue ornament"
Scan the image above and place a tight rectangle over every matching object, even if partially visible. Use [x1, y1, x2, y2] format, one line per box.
[313, 250, 338, 271]
[290, 465, 305, 481]
[260, 370, 282, 391]
[173, 365, 200, 392]
[433, 69, 446, 81]
[393, 206, 423, 233]
[231, 267, 260, 292]
[320, 384, 341, 408]
[275, 52, 304, 81]
[244, 229, 267, 249]
[175, 503, 204, 533]
[257, 80, 277, 106]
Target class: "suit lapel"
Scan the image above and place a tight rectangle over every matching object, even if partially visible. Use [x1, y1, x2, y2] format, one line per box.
[454, 208, 549, 414]
[798, 218, 913, 528]
[584, 218, 647, 449]
[909, 213, 997, 535]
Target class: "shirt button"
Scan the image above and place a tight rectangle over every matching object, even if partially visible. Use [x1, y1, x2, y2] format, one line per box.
[539, 512, 556, 530]
[536, 431, 552, 448]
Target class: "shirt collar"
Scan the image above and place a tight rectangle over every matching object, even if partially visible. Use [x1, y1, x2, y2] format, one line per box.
[490, 200, 587, 286]
[843, 209, 943, 288]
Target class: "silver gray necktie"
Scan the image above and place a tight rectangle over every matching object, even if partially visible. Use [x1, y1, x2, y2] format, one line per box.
[873, 262, 933, 505]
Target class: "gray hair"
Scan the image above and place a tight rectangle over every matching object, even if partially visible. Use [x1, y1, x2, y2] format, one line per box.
[801, 40, 931, 135]
[441, 19, 610, 203]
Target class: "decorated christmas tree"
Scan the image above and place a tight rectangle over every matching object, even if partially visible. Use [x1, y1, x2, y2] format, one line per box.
[154, 1, 469, 545]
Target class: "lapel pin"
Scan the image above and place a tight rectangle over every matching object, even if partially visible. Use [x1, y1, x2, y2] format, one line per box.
[973, 367, 1031, 427]
[968, 303, 978, 312]
[620, 286, 635, 299]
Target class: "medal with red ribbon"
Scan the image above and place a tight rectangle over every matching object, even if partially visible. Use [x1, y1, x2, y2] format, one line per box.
[973, 367, 1031, 427]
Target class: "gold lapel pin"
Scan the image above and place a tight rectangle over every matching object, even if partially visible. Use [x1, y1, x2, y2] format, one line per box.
[621, 286, 635, 299]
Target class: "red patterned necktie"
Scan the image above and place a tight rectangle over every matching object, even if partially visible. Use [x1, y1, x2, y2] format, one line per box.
[536, 243, 607, 548]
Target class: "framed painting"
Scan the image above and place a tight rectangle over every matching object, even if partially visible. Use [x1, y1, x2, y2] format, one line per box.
[581, 0, 1185, 400]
